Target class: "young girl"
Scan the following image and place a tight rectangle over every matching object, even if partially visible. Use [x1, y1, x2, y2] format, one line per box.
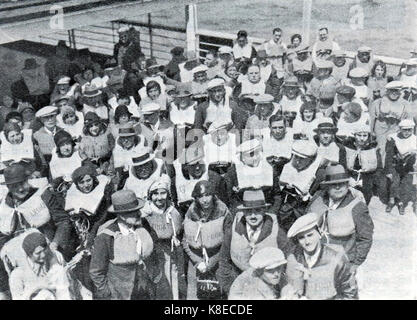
[292, 102, 321, 141]
[139, 81, 169, 116]
[57, 105, 84, 142]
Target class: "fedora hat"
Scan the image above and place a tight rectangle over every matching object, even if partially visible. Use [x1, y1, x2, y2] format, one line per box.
[313, 118, 338, 133]
[320, 164, 351, 185]
[132, 151, 155, 166]
[2, 163, 29, 185]
[108, 190, 146, 214]
[23, 58, 40, 70]
[172, 87, 192, 98]
[83, 84, 102, 97]
[118, 124, 137, 137]
[236, 190, 270, 210]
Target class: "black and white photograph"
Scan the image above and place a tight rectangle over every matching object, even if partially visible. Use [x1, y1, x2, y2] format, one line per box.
[0, 0, 416, 303]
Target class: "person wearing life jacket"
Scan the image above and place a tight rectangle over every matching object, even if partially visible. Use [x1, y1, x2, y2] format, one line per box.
[307, 59, 340, 103]
[78, 112, 115, 176]
[138, 58, 167, 100]
[56, 105, 84, 143]
[313, 117, 347, 168]
[330, 50, 350, 84]
[292, 101, 321, 141]
[64, 164, 113, 292]
[253, 50, 283, 96]
[123, 148, 166, 200]
[233, 64, 271, 100]
[17, 102, 37, 131]
[277, 140, 324, 231]
[233, 30, 257, 65]
[32, 106, 62, 177]
[216, 189, 292, 296]
[311, 27, 340, 64]
[81, 84, 109, 121]
[333, 85, 367, 122]
[225, 139, 279, 212]
[49, 76, 80, 106]
[243, 94, 280, 141]
[285, 212, 358, 300]
[90, 189, 166, 300]
[49, 130, 83, 182]
[218, 46, 234, 70]
[182, 180, 231, 300]
[385, 119, 417, 215]
[262, 27, 287, 74]
[289, 46, 314, 88]
[369, 81, 412, 165]
[278, 76, 304, 127]
[228, 247, 293, 300]
[0, 163, 65, 299]
[141, 175, 186, 299]
[307, 164, 374, 274]
[397, 58, 417, 87]
[345, 67, 370, 107]
[336, 102, 370, 143]
[348, 47, 375, 77]
[263, 114, 293, 177]
[342, 124, 384, 205]
[138, 81, 170, 117]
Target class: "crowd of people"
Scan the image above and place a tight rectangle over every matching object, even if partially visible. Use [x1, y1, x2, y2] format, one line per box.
[0, 24, 416, 300]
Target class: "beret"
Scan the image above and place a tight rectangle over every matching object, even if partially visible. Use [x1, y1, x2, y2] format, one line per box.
[148, 174, 171, 194]
[249, 247, 287, 270]
[292, 140, 317, 158]
[36, 106, 58, 118]
[354, 123, 371, 134]
[72, 164, 97, 183]
[207, 117, 230, 134]
[287, 212, 319, 238]
[118, 26, 129, 33]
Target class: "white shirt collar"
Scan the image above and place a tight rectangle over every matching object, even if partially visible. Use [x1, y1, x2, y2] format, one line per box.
[303, 245, 321, 269]
[118, 222, 135, 236]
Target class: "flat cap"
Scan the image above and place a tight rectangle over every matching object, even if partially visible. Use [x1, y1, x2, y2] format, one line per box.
[399, 119, 416, 128]
[358, 46, 372, 52]
[141, 103, 161, 114]
[253, 94, 274, 104]
[207, 78, 225, 90]
[287, 212, 319, 238]
[236, 139, 262, 154]
[36, 106, 58, 118]
[291, 140, 317, 158]
[385, 81, 404, 90]
[315, 59, 333, 69]
[283, 76, 299, 87]
[349, 67, 368, 78]
[218, 46, 233, 54]
[331, 49, 346, 57]
[354, 123, 371, 134]
[192, 65, 209, 74]
[249, 247, 287, 270]
[336, 85, 356, 97]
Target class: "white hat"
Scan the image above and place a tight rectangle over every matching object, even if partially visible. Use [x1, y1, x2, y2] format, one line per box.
[192, 65, 209, 74]
[315, 60, 333, 69]
[358, 46, 372, 52]
[249, 247, 287, 270]
[118, 26, 129, 34]
[349, 67, 368, 78]
[253, 94, 274, 104]
[207, 118, 230, 134]
[291, 140, 317, 158]
[354, 123, 371, 134]
[207, 78, 225, 90]
[236, 139, 262, 154]
[56, 76, 71, 85]
[405, 58, 417, 66]
[141, 103, 161, 114]
[287, 212, 319, 238]
[36, 106, 58, 118]
[385, 81, 404, 90]
[399, 119, 416, 128]
[218, 46, 233, 54]
[148, 174, 171, 194]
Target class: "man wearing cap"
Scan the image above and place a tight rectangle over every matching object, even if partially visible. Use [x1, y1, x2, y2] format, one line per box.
[204, 50, 223, 80]
[307, 59, 340, 102]
[218, 46, 234, 69]
[228, 247, 291, 300]
[307, 164, 374, 271]
[336, 102, 370, 141]
[90, 190, 166, 300]
[311, 27, 340, 64]
[262, 27, 287, 73]
[369, 81, 412, 163]
[285, 212, 358, 300]
[164, 47, 187, 81]
[234, 64, 268, 98]
[330, 50, 349, 84]
[349, 47, 375, 76]
[278, 76, 304, 120]
[334, 85, 364, 120]
[398, 58, 417, 87]
[313, 117, 346, 167]
[277, 140, 324, 231]
[217, 189, 292, 296]
[233, 30, 257, 64]
[385, 119, 417, 214]
[341, 124, 384, 205]
[289, 46, 314, 86]
[254, 50, 283, 88]
[82, 84, 109, 121]
[346, 67, 370, 106]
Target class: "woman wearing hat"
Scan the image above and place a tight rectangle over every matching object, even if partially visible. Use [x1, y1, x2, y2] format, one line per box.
[81, 84, 109, 121]
[385, 119, 417, 214]
[90, 189, 165, 300]
[142, 175, 186, 299]
[182, 180, 231, 300]
[57, 105, 84, 142]
[217, 190, 292, 297]
[346, 67, 370, 106]
[307, 59, 339, 103]
[348, 47, 375, 76]
[0, 122, 35, 165]
[292, 101, 321, 141]
[307, 164, 374, 273]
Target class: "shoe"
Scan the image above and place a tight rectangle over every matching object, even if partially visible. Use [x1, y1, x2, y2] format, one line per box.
[398, 203, 405, 215]
[385, 202, 395, 213]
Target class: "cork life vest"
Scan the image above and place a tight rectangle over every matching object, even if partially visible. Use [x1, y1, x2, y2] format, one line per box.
[145, 205, 182, 240]
[65, 175, 109, 215]
[113, 138, 148, 170]
[123, 158, 164, 199]
[280, 157, 321, 197]
[262, 132, 293, 159]
[33, 128, 57, 156]
[1, 130, 34, 162]
[169, 102, 197, 126]
[240, 79, 266, 96]
[345, 147, 378, 172]
[204, 98, 232, 127]
[292, 57, 313, 73]
[235, 159, 273, 189]
[173, 160, 209, 204]
[317, 142, 340, 164]
[280, 95, 304, 114]
[203, 133, 237, 164]
[99, 224, 154, 265]
[49, 149, 83, 180]
[57, 112, 84, 139]
[183, 214, 224, 251]
[260, 64, 272, 83]
[233, 43, 253, 60]
[390, 134, 417, 158]
[230, 212, 279, 271]
[178, 62, 193, 83]
[0, 186, 50, 235]
[80, 131, 112, 159]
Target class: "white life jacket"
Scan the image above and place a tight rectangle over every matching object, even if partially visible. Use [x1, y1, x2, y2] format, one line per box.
[292, 117, 321, 141]
[178, 62, 193, 83]
[230, 212, 279, 271]
[49, 149, 83, 181]
[56, 112, 84, 139]
[337, 115, 369, 138]
[233, 43, 253, 60]
[169, 102, 196, 126]
[345, 147, 378, 172]
[280, 95, 304, 114]
[83, 104, 108, 120]
[240, 79, 266, 96]
[123, 158, 164, 199]
[0, 186, 50, 235]
[113, 138, 148, 170]
[317, 142, 340, 164]
[139, 76, 166, 99]
[203, 133, 237, 164]
[65, 175, 109, 215]
[173, 160, 208, 204]
[260, 64, 272, 83]
[183, 215, 224, 250]
[390, 134, 417, 157]
[235, 159, 273, 189]
[280, 157, 321, 197]
[145, 205, 182, 240]
[204, 98, 233, 127]
[292, 58, 313, 73]
[262, 132, 294, 159]
[0, 130, 34, 163]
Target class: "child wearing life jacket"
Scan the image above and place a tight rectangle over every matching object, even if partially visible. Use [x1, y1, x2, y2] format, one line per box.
[385, 119, 417, 214]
